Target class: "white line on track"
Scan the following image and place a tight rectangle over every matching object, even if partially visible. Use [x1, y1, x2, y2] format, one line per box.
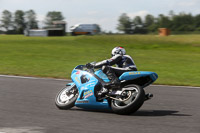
[0, 74, 70, 81]
[151, 84, 200, 89]
[0, 74, 199, 89]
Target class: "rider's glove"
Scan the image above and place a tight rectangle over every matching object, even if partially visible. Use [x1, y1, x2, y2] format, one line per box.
[86, 63, 94, 69]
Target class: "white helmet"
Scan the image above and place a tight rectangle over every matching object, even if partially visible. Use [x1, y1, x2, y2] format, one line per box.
[111, 46, 126, 56]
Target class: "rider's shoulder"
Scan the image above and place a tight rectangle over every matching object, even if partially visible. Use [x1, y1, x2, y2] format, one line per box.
[114, 54, 123, 57]
[111, 54, 123, 59]
[123, 54, 132, 58]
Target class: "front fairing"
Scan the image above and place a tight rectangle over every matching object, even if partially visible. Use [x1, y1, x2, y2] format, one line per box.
[71, 67, 96, 89]
[71, 65, 110, 109]
[71, 65, 110, 85]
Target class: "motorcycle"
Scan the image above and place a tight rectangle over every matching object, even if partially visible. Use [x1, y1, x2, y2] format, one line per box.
[55, 63, 158, 115]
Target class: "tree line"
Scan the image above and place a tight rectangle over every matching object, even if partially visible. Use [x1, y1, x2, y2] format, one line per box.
[117, 11, 200, 34]
[0, 10, 64, 34]
[1, 10, 200, 34]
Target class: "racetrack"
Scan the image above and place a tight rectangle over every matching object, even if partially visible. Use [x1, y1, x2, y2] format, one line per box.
[0, 75, 199, 133]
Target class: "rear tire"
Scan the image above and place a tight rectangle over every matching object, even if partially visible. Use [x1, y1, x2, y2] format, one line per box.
[55, 85, 78, 110]
[111, 84, 145, 115]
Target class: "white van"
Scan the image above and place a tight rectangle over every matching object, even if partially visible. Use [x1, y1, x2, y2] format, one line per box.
[70, 24, 100, 35]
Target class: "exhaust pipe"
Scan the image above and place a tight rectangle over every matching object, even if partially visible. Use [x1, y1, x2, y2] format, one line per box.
[145, 93, 153, 101]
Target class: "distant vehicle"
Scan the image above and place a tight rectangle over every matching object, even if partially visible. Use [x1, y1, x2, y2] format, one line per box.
[24, 29, 48, 37]
[70, 24, 100, 35]
[24, 21, 66, 37]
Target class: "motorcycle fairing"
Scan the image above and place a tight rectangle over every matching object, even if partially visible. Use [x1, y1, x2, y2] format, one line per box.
[94, 69, 110, 82]
[119, 71, 158, 87]
[70, 65, 158, 110]
[66, 82, 75, 86]
[71, 66, 110, 109]
[119, 71, 158, 81]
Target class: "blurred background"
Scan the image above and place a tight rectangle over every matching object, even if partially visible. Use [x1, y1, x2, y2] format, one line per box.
[0, 0, 200, 86]
[1, 0, 200, 34]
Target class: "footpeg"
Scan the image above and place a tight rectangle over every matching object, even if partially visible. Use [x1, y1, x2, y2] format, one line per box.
[97, 87, 108, 96]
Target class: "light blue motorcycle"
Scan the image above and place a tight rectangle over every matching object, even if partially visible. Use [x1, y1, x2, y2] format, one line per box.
[55, 64, 158, 115]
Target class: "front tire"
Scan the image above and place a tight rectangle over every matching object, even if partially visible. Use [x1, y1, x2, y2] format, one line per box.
[55, 85, 78, 110]
[111, 84, 145, 115]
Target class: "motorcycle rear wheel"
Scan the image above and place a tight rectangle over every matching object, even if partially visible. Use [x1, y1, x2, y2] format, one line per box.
[55, 85, 78, 110]
[111, 84, 145, 115]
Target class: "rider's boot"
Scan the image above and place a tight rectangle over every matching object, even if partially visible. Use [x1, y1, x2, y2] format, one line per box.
[100, 66, 120, 93]
[97, 87, 108, 98]
[98, 66, 121, 98]
[98, 76, 120, 99]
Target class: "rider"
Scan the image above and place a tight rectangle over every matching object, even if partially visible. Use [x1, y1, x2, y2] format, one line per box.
[87, 46, 137, 90]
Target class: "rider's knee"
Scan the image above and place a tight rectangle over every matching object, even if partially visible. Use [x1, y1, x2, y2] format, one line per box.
[102, 66, 107, 73]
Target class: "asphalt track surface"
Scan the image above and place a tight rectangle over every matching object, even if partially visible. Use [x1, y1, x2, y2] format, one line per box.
[0, 75, 200, 133]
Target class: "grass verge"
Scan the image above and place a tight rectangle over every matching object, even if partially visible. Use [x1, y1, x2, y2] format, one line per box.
[0, 35, 200, 86]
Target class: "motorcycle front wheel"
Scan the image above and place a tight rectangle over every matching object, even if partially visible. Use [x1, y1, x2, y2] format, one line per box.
[111, 84, 145, 115]
[55, 85, 78, 110]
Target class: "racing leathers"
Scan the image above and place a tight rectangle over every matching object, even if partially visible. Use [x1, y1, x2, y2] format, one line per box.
[93, 54, 137, 89]
[94, 54, 137, 77]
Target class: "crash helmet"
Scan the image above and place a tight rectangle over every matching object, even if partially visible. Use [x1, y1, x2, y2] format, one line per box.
[111, 46, 126, 56]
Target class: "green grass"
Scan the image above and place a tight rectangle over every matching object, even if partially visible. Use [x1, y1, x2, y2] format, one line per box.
[0, 35, 200, 86]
